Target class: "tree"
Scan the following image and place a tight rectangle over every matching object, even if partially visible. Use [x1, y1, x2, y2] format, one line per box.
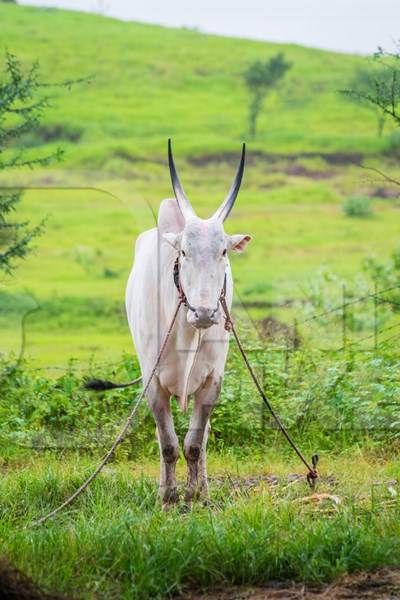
[343, 66, 396, 137]
[342, 46, 400, 131]
[342, 45, 400, 189]
[243, 52, 291, 139]
[0, 53, 64, 275]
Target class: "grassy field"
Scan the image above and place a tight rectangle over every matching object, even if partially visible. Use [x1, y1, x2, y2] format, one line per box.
[0, 4, 387, 159]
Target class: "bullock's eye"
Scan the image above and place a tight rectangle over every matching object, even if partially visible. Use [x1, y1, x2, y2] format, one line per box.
[222, 249, 227, 257]
[181, 250, 186, 257]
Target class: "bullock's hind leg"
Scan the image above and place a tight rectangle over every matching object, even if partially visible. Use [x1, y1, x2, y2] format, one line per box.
[148, 383, 180, 509]
[184, 375, 221, 504]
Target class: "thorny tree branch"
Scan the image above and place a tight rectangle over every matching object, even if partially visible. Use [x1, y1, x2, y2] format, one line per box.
[360, 164, 400, 188]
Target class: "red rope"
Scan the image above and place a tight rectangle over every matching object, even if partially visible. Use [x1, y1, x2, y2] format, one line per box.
[220, 294, 318, 488]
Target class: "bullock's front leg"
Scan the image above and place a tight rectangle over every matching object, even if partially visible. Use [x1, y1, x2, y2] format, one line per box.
[148, 382, 180, 509]
[198, 420, 211, 500]
[184, 375, 221, 504]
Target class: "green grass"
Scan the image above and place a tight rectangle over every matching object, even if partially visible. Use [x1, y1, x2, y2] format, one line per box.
[1, 450, 400, 599]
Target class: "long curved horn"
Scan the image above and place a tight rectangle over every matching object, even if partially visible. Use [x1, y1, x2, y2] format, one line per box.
[213, 143, 246, 222]
[168, 138, 195, 221]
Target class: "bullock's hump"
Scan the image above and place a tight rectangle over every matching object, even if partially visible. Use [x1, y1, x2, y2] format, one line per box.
[158, 198, 185, 235]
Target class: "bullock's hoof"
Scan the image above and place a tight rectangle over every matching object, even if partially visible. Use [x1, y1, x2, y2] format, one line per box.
[160, 486, 179, 510]
[184, 486, 199, 505]
[181, 501, 192, 514]
[198, 481, 209, 501]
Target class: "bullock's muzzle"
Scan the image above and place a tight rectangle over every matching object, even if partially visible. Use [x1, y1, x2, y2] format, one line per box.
[187, 306, 220, 329]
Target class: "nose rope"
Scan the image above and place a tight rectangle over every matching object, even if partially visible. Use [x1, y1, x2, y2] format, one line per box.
[173, 257, 196, 311]
[173, 256, 224, 315]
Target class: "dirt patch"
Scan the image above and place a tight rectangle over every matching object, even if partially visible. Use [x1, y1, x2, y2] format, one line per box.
[181, 568, 400, 599]
[208, 473, 337, 494]
[259, 316, 301, 348]
[111, 150, 363, 178]
[35, 124, 81, 144]
[0, 557, 70, 600]
[372, 186, 399, 199]
[233, 299, 295, 310]
[284, 164, 334, 179]
[188, 151, 365, 168]
[112, 150, 164, 165]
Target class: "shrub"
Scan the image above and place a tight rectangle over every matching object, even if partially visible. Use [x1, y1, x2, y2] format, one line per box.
[384, 129, 400, 157]
[2, 336, 400, 458]
[342, 196, 373, 218]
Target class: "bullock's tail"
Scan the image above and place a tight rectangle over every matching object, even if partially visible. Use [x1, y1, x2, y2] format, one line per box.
[84, 375, 142, 391]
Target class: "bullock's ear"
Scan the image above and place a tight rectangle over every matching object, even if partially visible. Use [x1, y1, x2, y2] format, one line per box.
[162, 232, 181, 250]
[228, 234, 252, 253]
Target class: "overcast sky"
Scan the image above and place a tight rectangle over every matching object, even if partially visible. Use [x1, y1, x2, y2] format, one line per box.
[20, 0, 400, 55]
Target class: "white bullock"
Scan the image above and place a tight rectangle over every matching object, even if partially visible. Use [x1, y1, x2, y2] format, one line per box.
[126, 141, 251, 507]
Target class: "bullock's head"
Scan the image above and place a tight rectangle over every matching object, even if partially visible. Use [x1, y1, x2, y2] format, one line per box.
[163, 139, 251, 330]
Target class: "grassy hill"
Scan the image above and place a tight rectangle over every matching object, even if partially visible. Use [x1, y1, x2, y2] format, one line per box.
[0, 3, 382, 160]
[1, 4, 399, 366]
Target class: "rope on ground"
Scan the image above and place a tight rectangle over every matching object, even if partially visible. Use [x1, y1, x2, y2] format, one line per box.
[32, 299, 183, 526]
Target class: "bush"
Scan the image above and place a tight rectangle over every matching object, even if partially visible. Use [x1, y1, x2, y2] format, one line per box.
[384, 129, 400, 157]
[2, 336, 400, 458]
[363, 247, 400, 309]
[342, 196, 373, 218]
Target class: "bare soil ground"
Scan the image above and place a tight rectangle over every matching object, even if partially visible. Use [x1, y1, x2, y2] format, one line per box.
[182, 569, 400, 599]
[208, 472, 338, 491]
[187, 151, 364, 167]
